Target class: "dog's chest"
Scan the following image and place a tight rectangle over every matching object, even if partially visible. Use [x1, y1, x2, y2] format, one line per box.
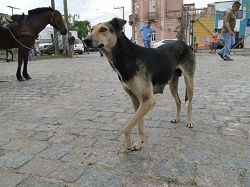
[109, 60, 123, 80]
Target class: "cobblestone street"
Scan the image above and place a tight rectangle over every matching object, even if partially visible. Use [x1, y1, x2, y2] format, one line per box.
[0, 51, 249, 187]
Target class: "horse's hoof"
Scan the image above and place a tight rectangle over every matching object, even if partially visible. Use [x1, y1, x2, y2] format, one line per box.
[17, 77, 25, 81]
[24, 76, 31, 80]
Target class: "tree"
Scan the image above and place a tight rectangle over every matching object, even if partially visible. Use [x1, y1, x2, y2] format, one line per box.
[68, 14, 91, 39]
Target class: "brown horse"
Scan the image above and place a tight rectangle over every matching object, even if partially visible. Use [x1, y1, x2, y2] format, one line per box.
[0, 7, 67, 81]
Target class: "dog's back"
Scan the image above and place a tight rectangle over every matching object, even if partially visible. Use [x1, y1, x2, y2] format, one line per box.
[111, 35, 195, 94]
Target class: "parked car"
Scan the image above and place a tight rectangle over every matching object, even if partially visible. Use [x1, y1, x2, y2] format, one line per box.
[38, 39, 54, 55]
[152, 39, 177, 48]
[38, 38, 63, 55]
[74, 38, 84, 54]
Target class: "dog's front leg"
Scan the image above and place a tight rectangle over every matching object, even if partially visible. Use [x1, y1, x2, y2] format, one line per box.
[123, 96, 156, 151]
[124, 88, 145, 150]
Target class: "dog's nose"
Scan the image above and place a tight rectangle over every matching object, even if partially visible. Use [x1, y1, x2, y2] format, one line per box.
[84, 38, 93, 46]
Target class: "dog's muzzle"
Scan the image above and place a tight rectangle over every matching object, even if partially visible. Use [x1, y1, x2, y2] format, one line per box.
[84, 38, 104, 48]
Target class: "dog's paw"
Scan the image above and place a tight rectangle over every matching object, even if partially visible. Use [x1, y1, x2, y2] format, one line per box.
[125, 143, 142, 151]
[131, 142, 142, 151]
[171, 118, 179, 123]
[186, 123, 194, 128]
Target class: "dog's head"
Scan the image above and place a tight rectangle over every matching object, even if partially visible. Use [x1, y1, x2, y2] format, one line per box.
[84, 18, 127, 50]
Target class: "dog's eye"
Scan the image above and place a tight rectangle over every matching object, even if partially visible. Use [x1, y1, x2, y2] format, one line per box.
[90, 29, 93, 33]
[100, 28, 107, 32]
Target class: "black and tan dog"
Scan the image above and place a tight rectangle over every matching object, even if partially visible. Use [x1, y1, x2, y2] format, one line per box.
[84, 18, 196, 151]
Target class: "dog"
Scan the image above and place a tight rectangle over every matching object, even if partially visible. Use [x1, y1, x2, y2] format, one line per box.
[84, 18, 196, 151]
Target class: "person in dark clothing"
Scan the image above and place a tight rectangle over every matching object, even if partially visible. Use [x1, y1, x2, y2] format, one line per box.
[67, 32, 77, 58]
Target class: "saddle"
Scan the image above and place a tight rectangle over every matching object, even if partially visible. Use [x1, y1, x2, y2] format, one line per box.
[0, 15, 18, 29]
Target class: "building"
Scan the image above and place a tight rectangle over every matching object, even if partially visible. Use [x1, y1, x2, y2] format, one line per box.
[129, 0, 183, 46]
[130, 0, 249, 49]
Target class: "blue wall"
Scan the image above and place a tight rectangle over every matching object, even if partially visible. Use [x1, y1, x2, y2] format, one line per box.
[240, 0, 250, 36]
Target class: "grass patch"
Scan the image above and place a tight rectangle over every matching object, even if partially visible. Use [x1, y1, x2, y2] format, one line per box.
[166, 178, 179, 184]
[190, 179, 198, 186]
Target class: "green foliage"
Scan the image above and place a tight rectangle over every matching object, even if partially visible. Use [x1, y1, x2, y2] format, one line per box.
[68, 14, 91, 39]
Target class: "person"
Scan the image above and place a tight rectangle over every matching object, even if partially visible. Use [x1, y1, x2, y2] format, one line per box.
[28, 45, 36, 61]
[210, 29, 219, 54]
[218, 1, 241, 61]
[82, 38, 89, 54]
[139, 21, 153, 48]
[67, 32, 77, 58]
[0, 15, 17, 29]
[99, 50, 103, 57]
[174, 17, 184, 40]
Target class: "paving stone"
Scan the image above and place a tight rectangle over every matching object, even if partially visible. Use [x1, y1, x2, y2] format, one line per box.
[40, 143, 73, 160]
[0, 173, 29, 187]
[19, 141, 49, 155]
[72, 136, 98, 148]
[49, 162, 87, 182]
[0, 137, 10, 147]
[19, 176, 66, 187]
[0, 152, 31, 169]
[18, 158, 60, 177]
[184, 150, 216, 164]
[154, 159, 193, 184]
[243, 171, 250, 187]
[75, 168, 128, 187]
[85, 151, 120, 167]
[31, 131, 55, 141]
[117, 153, 154, 174]
[1, 139, 31, 151]
[126, 175, 168, 187]
[196, 164, 240, 187]
[11, 130, 36, 139]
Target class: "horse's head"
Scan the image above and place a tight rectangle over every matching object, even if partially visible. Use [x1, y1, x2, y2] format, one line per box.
[50, 9, 67, 35]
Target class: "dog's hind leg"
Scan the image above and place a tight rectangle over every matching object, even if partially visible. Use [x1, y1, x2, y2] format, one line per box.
[169, 71, 181, 123]
[124, 87, 145, 150]
[183, 76, 194, 128]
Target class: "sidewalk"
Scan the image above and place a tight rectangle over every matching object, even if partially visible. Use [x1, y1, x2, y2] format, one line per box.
[0, 52, 249, 187]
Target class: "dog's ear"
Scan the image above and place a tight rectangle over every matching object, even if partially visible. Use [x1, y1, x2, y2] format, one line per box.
[109, 18, 127, 33]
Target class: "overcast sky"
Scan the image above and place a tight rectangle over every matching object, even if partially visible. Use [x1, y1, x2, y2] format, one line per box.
[0, 0, 233, 39]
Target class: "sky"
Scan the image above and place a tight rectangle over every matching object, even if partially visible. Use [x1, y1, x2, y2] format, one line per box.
[0, 0, 233, 39]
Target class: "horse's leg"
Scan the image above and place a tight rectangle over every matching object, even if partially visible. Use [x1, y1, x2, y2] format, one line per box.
[10, 50, 13, 62]
[6, 50, 9, 62]
[16, 55, 25, 81]
[16, 49, 25, 81]
[23, 51, 31, 80]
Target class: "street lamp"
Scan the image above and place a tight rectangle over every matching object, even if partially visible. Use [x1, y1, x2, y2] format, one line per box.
[114, 6, 125, 33]
[6, 6, 19, 15]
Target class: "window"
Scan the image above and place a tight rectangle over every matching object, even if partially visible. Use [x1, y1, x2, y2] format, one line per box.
[151, 31, 156, 42]
[219, 11, 226, 20]
[235, 10, 243, 19]
[149, 0, 156, 12]
[219, 10, 243, 20]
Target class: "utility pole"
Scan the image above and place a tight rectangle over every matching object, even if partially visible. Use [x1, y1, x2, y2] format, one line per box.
[132, 0, 136, 42]
[114, 6, 125, 33]
[63, 0, 70, 56]
[6, 6, 19, 15]
[51, 0, 60, 55]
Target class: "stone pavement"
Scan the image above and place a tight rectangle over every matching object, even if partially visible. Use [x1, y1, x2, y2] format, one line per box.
[0, 51, 249, 187]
